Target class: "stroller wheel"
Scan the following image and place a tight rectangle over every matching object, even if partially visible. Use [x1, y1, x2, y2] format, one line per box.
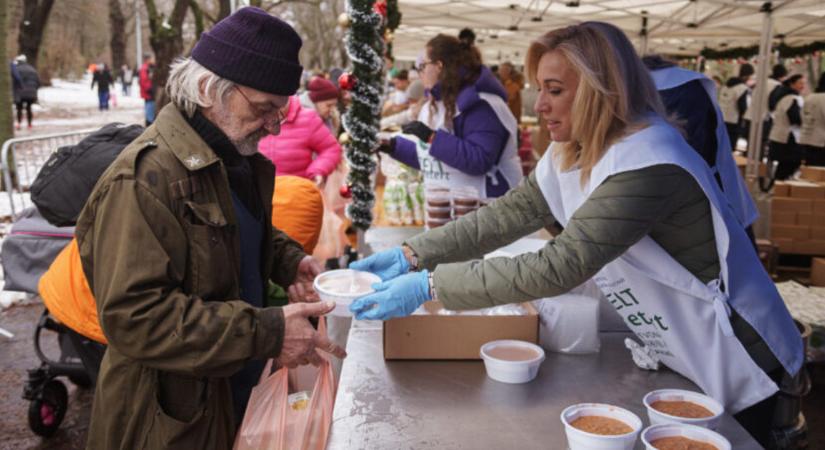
[69, 373, 93, 389]
[28, 379, 68, 437]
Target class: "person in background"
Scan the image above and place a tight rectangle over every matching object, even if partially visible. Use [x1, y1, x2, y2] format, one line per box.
[91, 63, 113, 111]
[11, 54, 40, 130]
[799, 74, 825, 166]
[768, 74, 806, 180]
[382, 69, 411, 117]
[499, 61, 525, 123]
[378, 34, 523, 199]
[641, 54, 758, 235]
[139, 53, 156, 125]
[380, 79, 426, 130]
[351, 22, 803, 448]
[744, 63, 787, 157]
[119, 64, 134, 96]
[718, 64, 753, 152]
[259, 91, 343, 187]
[299, 75, 340, 134]
[75, 8, 345, 449]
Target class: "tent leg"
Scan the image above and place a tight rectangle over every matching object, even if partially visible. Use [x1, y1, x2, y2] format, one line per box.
[746, 2, 774, 181]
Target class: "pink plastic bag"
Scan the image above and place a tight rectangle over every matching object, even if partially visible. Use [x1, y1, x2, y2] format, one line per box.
[234, 318, 336, 450]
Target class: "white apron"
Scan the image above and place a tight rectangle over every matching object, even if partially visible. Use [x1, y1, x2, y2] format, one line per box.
[417, 94, 523, 199]
[535, 116, 803, 413]
[650, 67, 758, 228]
[717, 83, 749, 125]
[770, 94, 804, 144]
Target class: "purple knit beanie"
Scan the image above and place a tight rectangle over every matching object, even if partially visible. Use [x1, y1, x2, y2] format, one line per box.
[192, 7, 303, 96]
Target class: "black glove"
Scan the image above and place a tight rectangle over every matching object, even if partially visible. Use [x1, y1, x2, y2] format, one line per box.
[375, 137, 396, 155]
[401, 121, 434, 143]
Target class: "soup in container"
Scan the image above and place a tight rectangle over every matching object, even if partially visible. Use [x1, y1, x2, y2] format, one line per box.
[641, 423, 730, 450]
[643, 389, 723, 430]
[313, 269, 381, 316]
[480, 340, 545, 384]
[561, 403, 642, 450]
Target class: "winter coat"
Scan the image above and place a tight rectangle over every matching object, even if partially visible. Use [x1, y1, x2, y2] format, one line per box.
[12, 62, 39, 103]
[139, 61, 154, 100]
[406, 165, 778, 375]
[91, 69, 113, 93]
[393, 66, 515, 197]
[75, 104, 306, 449]
[258, 96, 342, 179]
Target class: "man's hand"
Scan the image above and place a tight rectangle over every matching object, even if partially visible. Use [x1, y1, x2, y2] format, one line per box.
[277, 301, 347, 368]
[312, 175, 326, 188]
[288, 255, 321, 303]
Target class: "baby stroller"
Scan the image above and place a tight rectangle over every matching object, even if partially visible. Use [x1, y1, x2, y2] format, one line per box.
[1, 206, 105, 437]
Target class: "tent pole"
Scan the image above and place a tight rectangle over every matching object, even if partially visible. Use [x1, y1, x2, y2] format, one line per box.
[746, 2, 774, 181]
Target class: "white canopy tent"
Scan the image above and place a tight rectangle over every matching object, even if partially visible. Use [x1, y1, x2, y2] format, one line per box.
[391, 0, 825, 179]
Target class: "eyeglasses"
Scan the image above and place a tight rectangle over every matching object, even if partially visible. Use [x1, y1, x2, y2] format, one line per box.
[235, 86, 287, 128]
[416, 60, 435, 72]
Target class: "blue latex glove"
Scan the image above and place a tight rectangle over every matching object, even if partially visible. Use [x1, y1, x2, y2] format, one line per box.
[348, 247, 410, 281]
[349, 270, 431, 320]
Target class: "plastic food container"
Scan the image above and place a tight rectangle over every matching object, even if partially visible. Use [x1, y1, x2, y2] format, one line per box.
[313, 269, 381, 317]
[426, 217, 451, 229]
[479, 340, 545, 384]
[453, 205, 478, 216]
[561, 403, 642, 450]
[425, 186, 451, 208]
[426, 206, 452, 219]
[643, 389, 724, 430]
[641, 423, 731, 450]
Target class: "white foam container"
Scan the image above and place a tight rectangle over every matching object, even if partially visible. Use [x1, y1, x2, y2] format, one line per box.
[479, 340, 545, 384]
[643, 389, 724, 430]
[641, 423, 731, 450]
[313, 269, 381, 317]
[561, 403, 642, 450]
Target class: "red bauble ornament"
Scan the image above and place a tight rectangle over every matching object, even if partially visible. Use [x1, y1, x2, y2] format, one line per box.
[340, 184, 353, 199]
[338, 72, 357, 91]
[373, 0, 387, 17]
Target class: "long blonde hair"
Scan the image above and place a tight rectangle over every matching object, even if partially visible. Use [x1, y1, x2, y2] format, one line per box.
[526, 22, 666, 183]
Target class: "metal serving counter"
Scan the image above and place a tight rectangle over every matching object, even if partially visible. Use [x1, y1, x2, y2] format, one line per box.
[327, 320, 761, 449]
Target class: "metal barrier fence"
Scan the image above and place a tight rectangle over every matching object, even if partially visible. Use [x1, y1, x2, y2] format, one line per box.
[1, 129, 97, 218]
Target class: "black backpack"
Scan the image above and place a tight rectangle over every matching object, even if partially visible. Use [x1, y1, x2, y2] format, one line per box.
[31, 122, 144, 226]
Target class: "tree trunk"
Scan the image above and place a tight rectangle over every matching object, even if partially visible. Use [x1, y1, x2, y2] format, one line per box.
[1, 0, 14, 145]
[144, 0, 189, 109]
[18, 0, 57, 69]
[109, 0, 127, 75]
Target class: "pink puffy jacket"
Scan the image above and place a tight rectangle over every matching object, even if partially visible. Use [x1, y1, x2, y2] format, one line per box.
[258, 96, 342, 179]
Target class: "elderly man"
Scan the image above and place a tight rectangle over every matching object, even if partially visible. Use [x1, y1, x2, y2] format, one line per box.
[75, 8, 345, 449]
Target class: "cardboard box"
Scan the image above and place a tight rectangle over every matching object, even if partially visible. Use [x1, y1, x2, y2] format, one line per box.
[772, 225, 810, 240]
[773, 181, 791, 197]
[789, 181, 825, 199]
[792, 240, 825, 255]
[773, 238, 794, 253]
[383, 301, 539, 360]
[800, 166, 825, 182]
[773, 198, 813, 213]
[797, 214, 813, 226]
[812, 258, 825, 287]
[812, 227, 825, 240]
[772, 212, 796, 225]
[814, 199, 825, 214]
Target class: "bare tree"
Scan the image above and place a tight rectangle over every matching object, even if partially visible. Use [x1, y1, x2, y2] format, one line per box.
[18, 0, 57, 68]
[109, 0, 127, 75]
[144, 0, 189, 108]
[1, 0, 14, 145]
[270, 0, 347, 73]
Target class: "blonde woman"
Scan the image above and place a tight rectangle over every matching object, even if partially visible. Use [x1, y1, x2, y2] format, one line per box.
[350, 22, 802, 447]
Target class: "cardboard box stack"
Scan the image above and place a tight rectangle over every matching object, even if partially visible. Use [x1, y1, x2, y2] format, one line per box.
[771, 166, 825, 254]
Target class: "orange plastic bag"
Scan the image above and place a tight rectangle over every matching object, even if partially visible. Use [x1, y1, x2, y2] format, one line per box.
[234, 318, 336, 450]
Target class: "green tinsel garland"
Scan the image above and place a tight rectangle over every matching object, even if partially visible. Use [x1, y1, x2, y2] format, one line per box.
[699, 40, 825, 60]
[342, 0, 383, 229]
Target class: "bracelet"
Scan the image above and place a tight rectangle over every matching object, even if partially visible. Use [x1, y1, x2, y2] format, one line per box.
[428, 271, 437, 300]
[402, 245, 419, 271]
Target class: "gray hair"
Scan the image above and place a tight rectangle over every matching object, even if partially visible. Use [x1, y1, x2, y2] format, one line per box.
[166, 58, 236, 117]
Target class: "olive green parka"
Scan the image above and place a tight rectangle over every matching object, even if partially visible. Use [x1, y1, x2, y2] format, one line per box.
[76, 105, 306, 449]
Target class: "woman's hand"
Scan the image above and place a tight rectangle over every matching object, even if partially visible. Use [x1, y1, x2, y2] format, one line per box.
[348, 247, 411, 281]
[349, 271, 431, 320]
